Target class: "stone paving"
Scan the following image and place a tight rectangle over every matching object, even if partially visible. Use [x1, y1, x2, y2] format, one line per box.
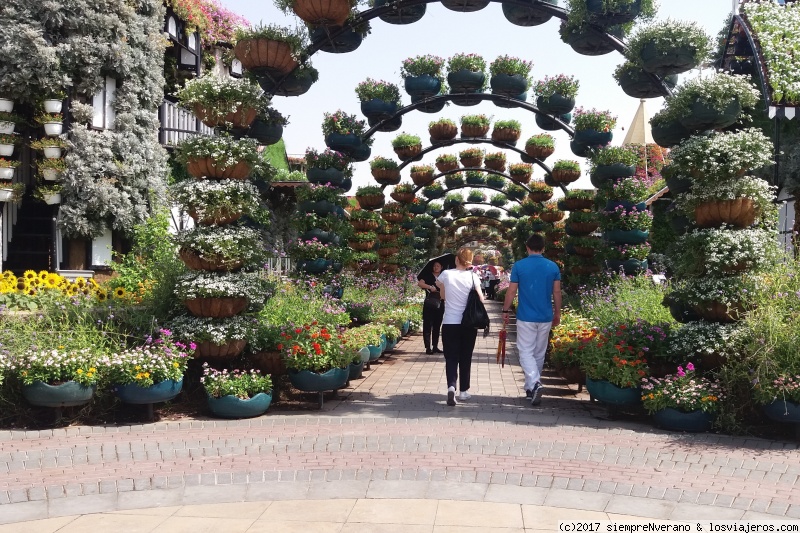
[2, 301, 800, 526]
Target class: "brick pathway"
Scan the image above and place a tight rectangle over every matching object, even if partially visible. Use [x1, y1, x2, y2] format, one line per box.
[2, 301, 800, 524]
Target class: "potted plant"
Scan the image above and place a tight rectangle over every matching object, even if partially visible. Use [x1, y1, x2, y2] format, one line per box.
[672, 228, 777, 278]
[348, 230, 378, 251]
[613, 61, 677, 99]
[441, 0, 490, 13]
[444, 172, 465, 188]
[34, 183, 62, 205]
[253, 61, 319, 97]
[0, 182, 24, 203]
[525, 133, 556, 160]
[248, 107, 289, 146]
[392, 132, 423, 160]
[527, 180, 553, 202]
[0, 133, 18, 157]
[540, 201, 564, 223]
[176, 225, 265, 272]
[373, 0, 426, 25]
[459, 147, 484, 168]
[549, 160, 581, 185]
[31, 137, 68, 159]
[489, 55, 533, 96]
[429, 117, 458, 141]
[465, 170, 487, 185]
[596, 176, 649, 211]
[175, 271, 273, 318]
[641, 363, 723, 431]
[401, 54, 446, 98]
[106, 329, 195, 404]
[202, 363, 273, 418]
[43, 92, 67, 113]
[305, 148, 351, 187]
[322, 110, 372, 154]
[436, 153, 459, 173]
[460, 114, 491, 137]
[356, 78, 402, 119]
[603, 242, 650, 274]
[355, 185, 385, 210]
[565, 210, 600, 236]
[509, 162, 533, 184]
[492, 119, 522, 143]
[0, 158, 20, 181]
[390, 182, 415, 204]
[233, 24, 307, 73]
[13, 348, 102, 408]
[572, 107, 616, 148]
[668, 73, 761, 131]
[173, 179, 263, 228]
[35, 113, 63, 136]
[279, 323, 351, 399]
[350, 208, 382, 231]
[176, 74, 263, 129]
[443, 191, 465, 210]
[366, 157, 399, 187]
[422, 181, 445, 200]
[410, 164, 435, 186]
[447, 53, 488, 94]
[650, 105, 692, 148]
[567, 0, 656, 28]
[273, 0, 355, 27]
[0, 97, 12, 113]
[562, 188, 596, 211]
[588, 145, 639, 186]
[467, 190, 487, 203]
[0, 112, 23, 135]
[177, 134, 261, 180]
[681, 176, 774, 229]
[505, 182, 527, 201]
[486, 173, 506, 189]
[669, 128, 773, 183]
[581, 330, 649, 406]
[488, 193, 508, 207]
[625, 19, 712, 77]
[601, 205, 653, 244]
[484, 151, 506, 172]
[533, 74, 580, 115]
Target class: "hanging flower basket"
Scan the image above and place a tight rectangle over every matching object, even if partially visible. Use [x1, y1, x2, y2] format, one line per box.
[377, 247, 399, 258]
[652, 119, 691, 148]
[573, 245, 596, 257]
[361, 98, 400, 120]
[310, 27, 363, 54]
[291, 0, 351, 26]
[411, 169, 435, 186]
[234, 38, 297, 73]
[603, 229, 649, 245]
[562, 197, 593, 211]
[369, 114, 402, 132]
[394, 145, 423, 160]
[528, 191, 553, 203]
[639, 43, 699, 77]
[377, 233, 398, 244]
[490, 74, 528, 96]
[440, 0, 490, 12]
[605, 259, 648, 275]
[179, 249, 244, 272]
[616, 67, 677, 99]
[461, 124, 489, 138]
[194, 340, 248, 359]
[357, 194, 385, 210]
[375, 0, 426, 24]
[186, 158, 251, 180]
[562, 25, 618, 56]
[526, 145, 555, 160]
[390, 191, 415, 204]
[184, 297, 249, 318]
[298, 258, 332, 273]
[536, 112, 572, 132]
[307, 167, 346, 187]
[188, 208, 243, 226]
[679, 99, 741, 132]
[352, 219, 380, 231]
[585, 0, 642, 27]
[405, 75, 442, 98]
[0, 98, 13, 113]
[436, 160, 459, 173]
[537, 94, 575, 115]
[253, 67, 316, 97]
[591, 163, 636, 184]
[694, 198, 756, 229]
[380, 211, 404, 223]
[194, 105, 257, 130]
[430, 122, 458, 141]
[248, 120, 283, 146]
[492, 128, 521, 144]
[372, 168, 401, 185]
[460, 156, 483, 168]
[551, 169, 581, 184]
[298, 199, 340, 216]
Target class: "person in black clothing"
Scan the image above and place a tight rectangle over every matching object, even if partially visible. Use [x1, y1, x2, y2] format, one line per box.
[417, 261, 445, 355]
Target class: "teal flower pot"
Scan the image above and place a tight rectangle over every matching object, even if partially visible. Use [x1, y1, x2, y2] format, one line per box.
[349, 143, 371, 162]
[358, 346, 371, 364]
[574, 129, 613, 148]
[298, 200, 337, 216]
[490, 74, 528, 96]
[441, 0, 489, 12]
[591, 163, 636, 183]
[379, 334, 388, 354]
[679, 99, 741, 132]
[405, 75, 442, 98]
[307, 167, 345, 187]
[298, 258, 331, 274]
[535, 112, 571, 132]
[586, 377, 641, 406]
[502, 0, 555, 26]
[375, 0, 426, 24]
[348, 360, 365, 380]
[368, 114, 402, 132]
[401, 320, 410, 335]
[664, 173, 693, 195]
[289, 368, 349, 392]
[763, 400, 800, 424]
[115, 379, 183, 405]
[652, 119, 691, 148]
[22, 381, 96, 408]
[411, 94, 446, 113]
[326, 133, 362, 152]
[252, 67, 314, 97]
[385, 337, 398, 351]
[339, 178, 352, 193]
[617, 68, 677, 99]
[605, 259, 648, 275]
[367, 343, 382, 361]
[301, 229, 339, 245]
[652, 407, 714, 432]
[310, 27, 362, 54]
[604, 229, 649, 245]
[361, 98, 399, 120]
[447, 69, 486, 92]
[536, 94, 575, 115]
[585, 0, 641, 26]
[207, 392, 272, 419]
[247, 120, 283, 146]
[639, 42, 700, 77]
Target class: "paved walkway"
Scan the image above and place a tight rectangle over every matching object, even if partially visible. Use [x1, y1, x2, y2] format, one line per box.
[2, 301, 800, 528]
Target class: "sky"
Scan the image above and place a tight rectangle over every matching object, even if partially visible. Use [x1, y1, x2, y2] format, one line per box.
[219, 0, 736, 194]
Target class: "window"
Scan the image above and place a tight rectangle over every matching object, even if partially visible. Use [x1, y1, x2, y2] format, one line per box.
[92, 77, 117, 130]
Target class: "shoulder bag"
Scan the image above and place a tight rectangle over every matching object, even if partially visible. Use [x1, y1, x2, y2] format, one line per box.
[461, 275, 490, 330]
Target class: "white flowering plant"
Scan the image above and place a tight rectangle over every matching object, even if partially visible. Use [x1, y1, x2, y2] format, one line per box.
[669, 274, 760, 309]
[174, 272, 275, 309]
[103, 329, 195, 387]
[201, 363, 273, 399]
[10, 348, 102, 387]
[671, 228, 779, 278]
[669, 129, 774, 182]
[596, 176, 649, 203]
[675, 176, 777, 226]
[169, 315, 254, 346]
[234, 23, 308, 56]
[176, 134, 262, 170]
[176, 74, 265, 123]
[666, 321, 744, 360]
[641, 363, 724, 414]
[171, 179, 267, 225]
[175, 225, 266, 266]
[625, 19, 711, 65]
[667, 73, 761, 118]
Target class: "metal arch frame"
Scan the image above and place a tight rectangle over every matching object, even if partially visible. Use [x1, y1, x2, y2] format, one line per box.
[265, 0, 673, 98]
[411, 166, 567, 195]
[419, 192, 521, 210]
[362, 93, 575, 141]
[448, 216, 512, 233]
[443, 200, 515, 216]
[720, 15, 773, 113]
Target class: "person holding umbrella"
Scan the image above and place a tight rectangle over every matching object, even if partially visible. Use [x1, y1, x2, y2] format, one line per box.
[417, 259, 447, 355]
[436, 248, 485, 406]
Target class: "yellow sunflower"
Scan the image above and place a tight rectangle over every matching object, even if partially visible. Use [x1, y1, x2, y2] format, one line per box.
[75, 277, 86, 288]
[2, 270, 13, 278]
[26, 288, 37, 296]
[37, 270, 48, 282]
[44, 274, 59, 289]
[88, 278, 99, 288]
[96, 289, 108, 302]
[23, 270, 37, 281]
[113, 287, 127, 299]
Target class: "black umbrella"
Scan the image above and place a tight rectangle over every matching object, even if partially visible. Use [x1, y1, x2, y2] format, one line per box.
[417, 253, 456, 281]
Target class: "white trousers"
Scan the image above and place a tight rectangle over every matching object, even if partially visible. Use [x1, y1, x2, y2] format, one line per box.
[516, 320, 552, 391]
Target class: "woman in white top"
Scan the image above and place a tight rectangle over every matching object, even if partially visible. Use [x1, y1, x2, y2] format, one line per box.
[435, 247, 485, 406]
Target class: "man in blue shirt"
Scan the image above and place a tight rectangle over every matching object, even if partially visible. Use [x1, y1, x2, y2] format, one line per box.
[502, 234, 562, 406]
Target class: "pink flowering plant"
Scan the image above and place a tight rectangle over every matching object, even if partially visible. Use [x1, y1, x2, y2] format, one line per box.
[355, 79, 401, 104]
[600, 205, 653, 232]
[489, 55, 533, 85]
[596, 176, 650, 203]
[401, 55, 446, 82]
[641, 364, 724, 414]
[201, 363, 272, 399]
[305, 148, 351, 172]
[322, 110, 373, 146]
[572, 107, 617, 132]
[103, 330, 195, 387]
[533, 74, 579, 100]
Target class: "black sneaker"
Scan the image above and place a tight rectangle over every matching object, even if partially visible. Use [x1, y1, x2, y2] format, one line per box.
[525, 389, 533, 398]
[432, 347, 442, 354]
[425, 348, 433, 355]
[531, 383, 542, 406]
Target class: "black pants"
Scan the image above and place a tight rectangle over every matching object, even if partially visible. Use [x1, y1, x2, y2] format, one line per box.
[441, 324, 478, 392]
[422, 304, 444, 350]
[487, 280, 499, 300]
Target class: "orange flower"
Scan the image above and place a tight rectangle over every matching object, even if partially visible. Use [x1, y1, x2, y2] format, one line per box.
[277, 344, 283, 350]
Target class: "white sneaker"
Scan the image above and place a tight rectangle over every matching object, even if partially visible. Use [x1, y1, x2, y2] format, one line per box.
[458, 391, 471, 401]
[447, 386, 456, 406]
